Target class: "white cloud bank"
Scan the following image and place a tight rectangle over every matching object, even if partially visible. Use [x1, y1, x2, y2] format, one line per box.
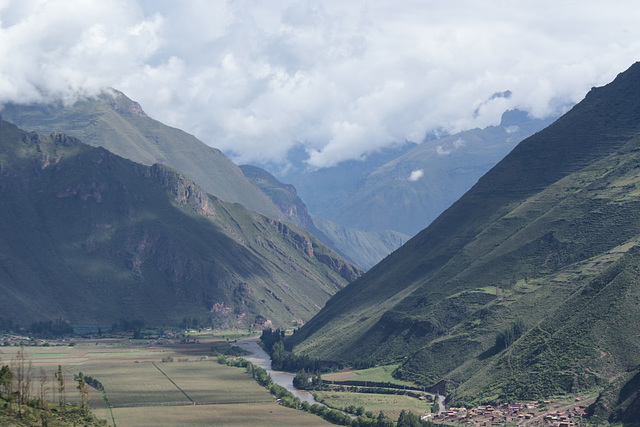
[1, 0, 640, 169]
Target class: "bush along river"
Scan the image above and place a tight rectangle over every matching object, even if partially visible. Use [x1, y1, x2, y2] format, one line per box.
[236, 337, 321, 405]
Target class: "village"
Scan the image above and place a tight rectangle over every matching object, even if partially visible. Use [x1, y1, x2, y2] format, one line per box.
[423, 399, 591, 426]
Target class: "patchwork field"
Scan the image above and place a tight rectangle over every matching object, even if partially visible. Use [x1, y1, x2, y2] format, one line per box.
[0, 336, 331, 426]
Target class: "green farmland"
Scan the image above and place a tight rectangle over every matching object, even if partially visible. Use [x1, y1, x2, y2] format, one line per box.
[322, 364, 416, 387]
[0, 337, 331, 426]
[313, 391, 431, 421]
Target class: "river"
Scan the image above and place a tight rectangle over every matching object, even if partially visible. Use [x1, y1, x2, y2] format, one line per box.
[235, 337, 321, 405]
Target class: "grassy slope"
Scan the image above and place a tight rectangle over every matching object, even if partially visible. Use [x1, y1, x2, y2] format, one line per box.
[287, 63, 640, 409]
[0, 90, 284, 219]
[0, 120, 361, 327]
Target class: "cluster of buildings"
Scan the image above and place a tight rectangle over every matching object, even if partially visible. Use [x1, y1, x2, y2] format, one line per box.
[423, 401, 588, 426]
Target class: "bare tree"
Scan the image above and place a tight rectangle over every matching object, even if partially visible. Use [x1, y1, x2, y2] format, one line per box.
[39, 366, 49, 410]
[11, 346, 27, 415]
[55, 365, 66, 412]
[23, 358, 32, 409]
[77, 372, 89, 414]
[51, 368, 56, 410]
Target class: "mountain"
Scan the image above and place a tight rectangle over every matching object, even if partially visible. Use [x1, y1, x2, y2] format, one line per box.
[279, 142, 417, 218]
[0, 118, 362, 328]
[309, 110, 556, 236]
[239, 164, 321, 233]
[239, 164, 409, 270]
[0, 90, 285, 219]
[309, 215, 409, 271]
[287, 62, 640, 420]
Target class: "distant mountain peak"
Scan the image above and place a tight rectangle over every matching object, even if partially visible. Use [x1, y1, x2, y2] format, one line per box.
[499, 109, 529, 127]
[101, 89, 149, 118]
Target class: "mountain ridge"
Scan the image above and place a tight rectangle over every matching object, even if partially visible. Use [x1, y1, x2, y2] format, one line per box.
[239, 164, 410, 269]
[0, 90, 285, 220]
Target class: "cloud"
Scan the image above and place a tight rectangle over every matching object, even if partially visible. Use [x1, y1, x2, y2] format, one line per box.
[2, 1, 640, 169]
[505, 126, 520, 134]
[0, 0, 162, 105]
[436, 146, 451, 156]
[408, 169, 424, 182]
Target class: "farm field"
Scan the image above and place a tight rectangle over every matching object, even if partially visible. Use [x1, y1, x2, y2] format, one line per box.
[0, 336, 331, 426]
[93, 402, 332, 427]
[322, 364, 416, 387]
[313, 390, 432, 420]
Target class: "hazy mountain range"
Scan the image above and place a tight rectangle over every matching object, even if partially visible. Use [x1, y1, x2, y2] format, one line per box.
[276, 109, 556, 236]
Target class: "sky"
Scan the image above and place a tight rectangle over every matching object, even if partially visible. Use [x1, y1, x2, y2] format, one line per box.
[1, 1, 639, 170]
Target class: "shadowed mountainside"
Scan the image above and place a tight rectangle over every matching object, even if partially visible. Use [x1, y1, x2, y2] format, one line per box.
[0, 119, 361, 328]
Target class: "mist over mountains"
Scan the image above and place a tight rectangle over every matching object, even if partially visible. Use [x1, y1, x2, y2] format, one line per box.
[275, 109, 556, 236]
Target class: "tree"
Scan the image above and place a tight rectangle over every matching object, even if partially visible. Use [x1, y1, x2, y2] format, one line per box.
[495, 320, 525, 350]
[397, 410, 424, 427]
[0, 364, 12, 393]
[293, 369, 310, 389]
[39, 367, 49, 410]
[55, 365, 66, 412]
[77, 372, 89, 413]
[12, 346, 31, 415]
[376, 410, 394, 427]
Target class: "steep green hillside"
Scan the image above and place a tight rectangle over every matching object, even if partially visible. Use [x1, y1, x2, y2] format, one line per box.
[240, 164, 409, 270]
[287, 62, 640, 418]
[0, 119, 361, 328]
[0, 90, 284, 219]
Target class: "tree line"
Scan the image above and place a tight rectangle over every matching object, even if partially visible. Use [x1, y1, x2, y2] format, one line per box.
[0, 347, 102, 425]
[217, 354, 395, 426]
[260, 328, 323, 372]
